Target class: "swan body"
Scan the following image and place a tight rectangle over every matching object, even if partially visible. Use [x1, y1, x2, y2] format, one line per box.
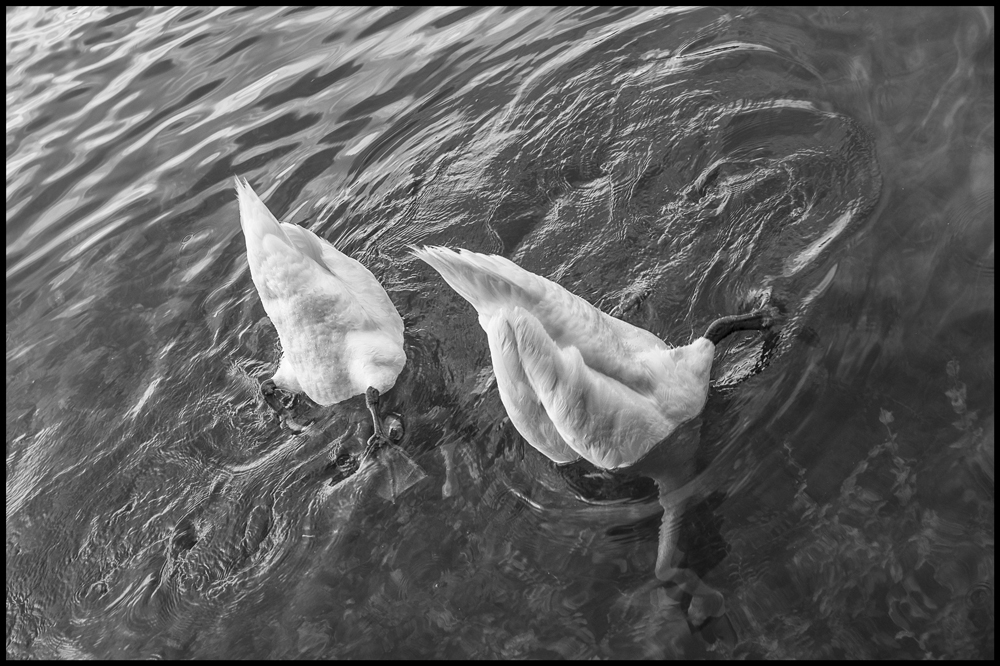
[236, 177, 405, 410]
[414, 245, 772, 589]
[414, 246, 720, 468]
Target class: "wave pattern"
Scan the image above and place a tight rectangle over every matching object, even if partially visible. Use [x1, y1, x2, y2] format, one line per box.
[6, 6, 993, 660]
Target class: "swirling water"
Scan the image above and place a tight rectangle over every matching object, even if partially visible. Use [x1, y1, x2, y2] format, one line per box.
[5, 6, 993, 659]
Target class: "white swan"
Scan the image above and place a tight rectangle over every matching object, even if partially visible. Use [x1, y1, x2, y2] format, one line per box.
[235, 177, 406, 446]
[413, 246, 773, 586]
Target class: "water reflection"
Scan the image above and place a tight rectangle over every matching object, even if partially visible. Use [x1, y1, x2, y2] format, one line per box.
[6, 5, 994, 660]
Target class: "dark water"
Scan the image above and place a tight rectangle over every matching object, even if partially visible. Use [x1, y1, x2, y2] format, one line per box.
[6, 6, 993, 659]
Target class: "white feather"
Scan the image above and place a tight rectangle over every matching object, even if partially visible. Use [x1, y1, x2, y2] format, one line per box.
[236, 177, 405, 404]
[413, 246, 716, 470]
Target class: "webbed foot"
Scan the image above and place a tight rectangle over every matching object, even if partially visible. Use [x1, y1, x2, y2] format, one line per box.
[656, 493, 726, 624]
[260, 378, 281, 414]
[260, 378, 317, 431]
[261, 378, 298, 413]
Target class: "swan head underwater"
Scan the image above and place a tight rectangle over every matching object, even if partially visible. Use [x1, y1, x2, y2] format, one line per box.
[413, 245, 777, 598]
[235, 177, 406, 455]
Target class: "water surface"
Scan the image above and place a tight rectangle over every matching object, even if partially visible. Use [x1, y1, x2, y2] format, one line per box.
[6, 6, 994, 659]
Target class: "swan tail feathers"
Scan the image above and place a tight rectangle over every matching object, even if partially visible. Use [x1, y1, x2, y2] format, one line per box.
[412, 246, 547, 318]
[236, 177, 342, 274]
[235, 177, 289, 248]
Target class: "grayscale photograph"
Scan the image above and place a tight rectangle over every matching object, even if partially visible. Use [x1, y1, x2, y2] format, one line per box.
[6, 6, 994, 659]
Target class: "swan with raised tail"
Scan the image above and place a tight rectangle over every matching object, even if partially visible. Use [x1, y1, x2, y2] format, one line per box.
[413, 246, 774, 589]
[235, 177, 406, 451]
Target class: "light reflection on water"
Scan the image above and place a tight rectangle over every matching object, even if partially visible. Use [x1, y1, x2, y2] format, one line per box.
[6, 6, 994, 659]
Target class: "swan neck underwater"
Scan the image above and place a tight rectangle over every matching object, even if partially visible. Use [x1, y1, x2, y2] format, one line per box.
[703, 311, 774, 345]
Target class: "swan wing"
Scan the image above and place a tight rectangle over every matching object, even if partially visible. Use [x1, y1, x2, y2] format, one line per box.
[485, 312, 581, 464]
[279, 222, 404, 341]
[501, 306, 676, 469]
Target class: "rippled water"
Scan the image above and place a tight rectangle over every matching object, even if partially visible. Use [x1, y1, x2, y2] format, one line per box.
[6, 6, 994, 659]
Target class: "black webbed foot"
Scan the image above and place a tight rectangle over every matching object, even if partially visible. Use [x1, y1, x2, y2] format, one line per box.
[260, 378, 285, 414]
[323, 450, 361, 486]
[260, 379, 314, 431]
[383, 414, 405, 443]
[261, 379, 299, 411]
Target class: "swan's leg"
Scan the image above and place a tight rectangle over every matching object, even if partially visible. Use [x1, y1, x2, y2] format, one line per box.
[361, 387, 387, 463]
[703, 310, 774, 345]
[655, 500, 682, 582]
[656, 483, 726, 624]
